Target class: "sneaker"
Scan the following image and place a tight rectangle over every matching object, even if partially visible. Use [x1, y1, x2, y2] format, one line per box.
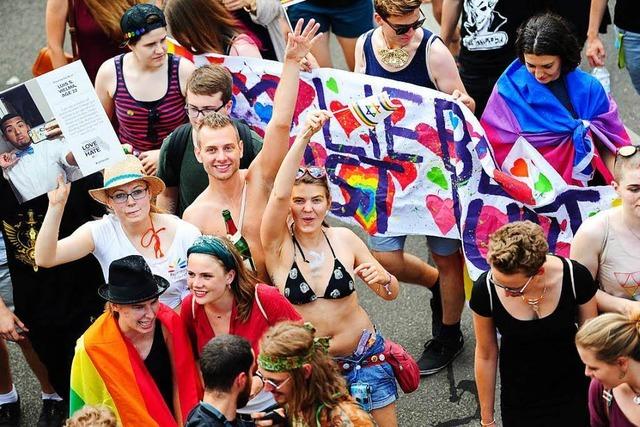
[37, 399, 67, 427]
[417, 334, 464, 376]
[429, 291, 443, 338]
[0, 398, 20, 427]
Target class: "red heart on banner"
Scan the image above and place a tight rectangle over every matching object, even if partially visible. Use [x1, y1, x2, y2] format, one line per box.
[390, 104, 406, 124]
[416, 123, 442, 157]
[386, 157, 417, 191]
[425, 195, 456, 235]
[493, 170, 536, 205]
[330, 101, 361, 137]
[475, 205, 509, 258]
[510, 158, 529, 177]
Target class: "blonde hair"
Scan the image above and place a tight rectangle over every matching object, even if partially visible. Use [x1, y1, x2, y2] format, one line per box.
[65, 405, 117, 427]
[83, 0, 140, 41]
[374, 0, 422, 19]
[576, 312, 640, 364]
[259, 322, 350, 426]
[488, 221, 548, 277]
[195, 111, 240, 147]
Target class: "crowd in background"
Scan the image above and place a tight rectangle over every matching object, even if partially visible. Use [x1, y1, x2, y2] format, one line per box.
[0, 0, 639, 426]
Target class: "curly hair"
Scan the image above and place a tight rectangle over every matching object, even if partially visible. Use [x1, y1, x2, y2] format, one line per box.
[374, 0, 422, 19]
[65, 405, 117, 427]
[576, 312, 640, 364]
[487, 221, 548, 277]
[515, 13, 581, 74]
[259, 322, 350, 426]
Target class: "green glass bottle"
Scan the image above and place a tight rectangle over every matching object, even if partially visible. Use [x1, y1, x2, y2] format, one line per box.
[222, 209, 256, 271]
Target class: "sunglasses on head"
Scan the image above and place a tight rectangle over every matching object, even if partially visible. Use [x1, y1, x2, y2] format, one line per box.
[614, 145, 640, 168]
[382, 9, 426, 35]
[295, 166, 326, 180]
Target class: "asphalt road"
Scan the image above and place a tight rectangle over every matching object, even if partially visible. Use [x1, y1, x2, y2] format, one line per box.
[1, 1, 638, 426]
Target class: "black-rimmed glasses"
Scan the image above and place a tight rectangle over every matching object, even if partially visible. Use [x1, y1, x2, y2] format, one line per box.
[185, 104, 226, 119]
[108, 186, 149, 204]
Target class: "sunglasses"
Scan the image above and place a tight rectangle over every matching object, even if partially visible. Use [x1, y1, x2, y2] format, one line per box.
[184, 103, 226, 119]
[295, 166, 326, 180]
[256, 371, 291, 390]
[488, 271, 535, 296]
[382, 9, 426, 35]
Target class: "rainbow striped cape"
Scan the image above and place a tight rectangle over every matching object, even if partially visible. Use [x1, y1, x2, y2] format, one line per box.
[70, 305, 202, 426]
[481, 60, 630, 187]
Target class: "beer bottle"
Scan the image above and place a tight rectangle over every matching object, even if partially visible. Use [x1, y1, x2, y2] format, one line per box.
[222, 209, 256, 271]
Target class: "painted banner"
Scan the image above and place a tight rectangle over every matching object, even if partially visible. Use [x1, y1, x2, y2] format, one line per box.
[167, 43, 619, 279]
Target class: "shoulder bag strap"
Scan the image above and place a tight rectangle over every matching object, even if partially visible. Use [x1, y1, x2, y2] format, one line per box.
[485, 273, 493, 313]
[254, 284, 269, 323]
[565, 257, 577, 300]
[67, 0, 79, 60]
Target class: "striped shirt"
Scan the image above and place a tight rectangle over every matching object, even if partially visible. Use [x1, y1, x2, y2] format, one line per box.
[114, 53, 188, 152]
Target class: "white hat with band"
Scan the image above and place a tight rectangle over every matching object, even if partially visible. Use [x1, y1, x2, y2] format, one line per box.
[89, 155, 165, 205]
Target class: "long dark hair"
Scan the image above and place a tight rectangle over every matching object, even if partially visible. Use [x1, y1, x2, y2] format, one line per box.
[515, 13, 581, 74]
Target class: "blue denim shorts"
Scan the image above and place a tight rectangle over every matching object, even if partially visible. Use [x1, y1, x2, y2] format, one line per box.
[286, 0, 374, 39]
[335, 333, 398, 411]
[369, 234, 461, 256]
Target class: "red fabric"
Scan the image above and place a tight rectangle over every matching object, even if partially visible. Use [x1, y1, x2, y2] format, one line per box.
[181, 284, 302, 356]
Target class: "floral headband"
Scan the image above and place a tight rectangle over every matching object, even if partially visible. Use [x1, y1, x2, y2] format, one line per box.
[258, 323, 330, 372]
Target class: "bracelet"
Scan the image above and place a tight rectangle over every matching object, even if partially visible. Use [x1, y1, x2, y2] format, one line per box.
[480, 419, 495, 426]
[382, 272, 393, 296]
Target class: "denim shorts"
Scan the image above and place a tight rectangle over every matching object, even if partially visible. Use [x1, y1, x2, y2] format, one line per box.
[617, 27, 640, 95]
[335, 333, 398, 411]
[286, 0, 374, 39]
[369, 234, 461, 257]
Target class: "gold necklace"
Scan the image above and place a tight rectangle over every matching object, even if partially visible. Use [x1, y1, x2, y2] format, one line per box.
[521, 280, 547, 319]
[378, 31, 409, 68]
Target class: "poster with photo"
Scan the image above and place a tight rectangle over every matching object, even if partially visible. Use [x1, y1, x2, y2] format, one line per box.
[0, 61, 123, 203]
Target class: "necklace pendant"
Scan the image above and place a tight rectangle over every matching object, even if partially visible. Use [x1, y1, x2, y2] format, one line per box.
[633, 394, 640, 405]
[378, 47, 410, 68]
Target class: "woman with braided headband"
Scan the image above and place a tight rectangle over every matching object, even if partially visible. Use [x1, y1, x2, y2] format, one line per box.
[576, 312, 640, 426]
[257, 321, 374, 426]
[183, 235, 301, 422]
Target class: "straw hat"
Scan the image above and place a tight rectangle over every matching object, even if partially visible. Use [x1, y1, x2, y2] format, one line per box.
[89, 155, 165, 205]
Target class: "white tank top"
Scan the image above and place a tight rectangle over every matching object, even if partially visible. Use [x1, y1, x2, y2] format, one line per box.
[597, 209, 640, 300]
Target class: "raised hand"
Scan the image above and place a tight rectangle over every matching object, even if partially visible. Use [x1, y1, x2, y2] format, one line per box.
[0, 152, 18, 170]
[47, 174, 71, 207]
[285, 18, 322, 64]
[299, 110, 331, 140]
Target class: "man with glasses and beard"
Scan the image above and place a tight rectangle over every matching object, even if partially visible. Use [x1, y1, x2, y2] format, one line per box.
[186, 335, 255, 427]
[354, 0, 473, 376]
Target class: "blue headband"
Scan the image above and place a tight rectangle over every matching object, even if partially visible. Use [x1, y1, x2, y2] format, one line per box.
[188, 235, 236, 271]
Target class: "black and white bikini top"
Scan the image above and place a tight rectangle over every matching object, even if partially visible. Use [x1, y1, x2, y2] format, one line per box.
[284, 231, 356, 305]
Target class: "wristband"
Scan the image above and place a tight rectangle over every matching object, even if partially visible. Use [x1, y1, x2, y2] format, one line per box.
[480, 419, 495, 426]
[382, 272, 393, 296]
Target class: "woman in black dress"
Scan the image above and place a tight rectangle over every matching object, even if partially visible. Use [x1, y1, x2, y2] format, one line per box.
[470, 221, 598, 427]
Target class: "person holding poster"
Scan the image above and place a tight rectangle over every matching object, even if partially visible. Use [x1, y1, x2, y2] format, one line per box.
[34, 155, 201, 311]
[261, 110, 400, 426]
[0, 113, 80, 204]
[94, 3, 195, 176]
[354, 0, 473, 376]
[182, 18, 320, 283]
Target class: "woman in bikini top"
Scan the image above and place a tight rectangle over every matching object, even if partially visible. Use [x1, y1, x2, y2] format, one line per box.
[261, 110, 399, 356]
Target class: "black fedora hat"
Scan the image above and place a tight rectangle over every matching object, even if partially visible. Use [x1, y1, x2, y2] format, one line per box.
[98, 255, 169, 304]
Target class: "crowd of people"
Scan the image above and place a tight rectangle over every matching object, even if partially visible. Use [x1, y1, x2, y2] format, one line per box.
[0, 0, 639, 426]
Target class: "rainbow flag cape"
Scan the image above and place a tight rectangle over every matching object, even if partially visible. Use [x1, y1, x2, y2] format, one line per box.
[70, 305, 202, 426]
[481, 59, 630, 188]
